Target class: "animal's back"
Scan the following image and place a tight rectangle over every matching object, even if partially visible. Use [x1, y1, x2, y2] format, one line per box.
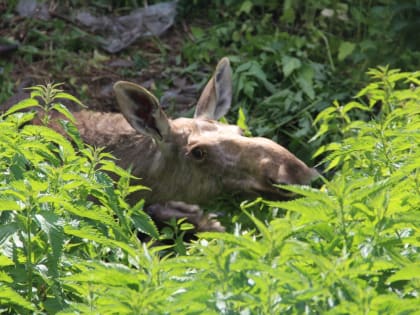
[73, 111, 136, 147]
[72, 110, 163, 203]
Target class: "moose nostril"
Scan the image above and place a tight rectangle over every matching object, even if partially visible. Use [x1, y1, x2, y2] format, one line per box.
[267, 178, 287, 186]
[268, 175, 293, 187]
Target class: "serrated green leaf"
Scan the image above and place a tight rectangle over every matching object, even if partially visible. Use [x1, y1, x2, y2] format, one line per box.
[310, 123, 329, 141]
[64, 262, 146, 286]
[0, 271, 13, 283]
[342, 101, 370, 114]
[127, 184, 150, 194]
[269, 185, 335, 208]
[387, 263, 420, 283]
[313, 106, 337, 125]
[64, 225, 109, 245]
[241, 207, 272, 245]
[267, 198, 331, 223]
[131, 211, 159, 239]
[199, 231, 265, 257]
[4, 98, 40, 117]
[354, 82, 379, 98]
[347, 179, 394, 204]
[59, 119, 84, 150]
[38, 196, 116, 227]
[236, 107, 251, 136]
[325, 155, 342, 170]
[0, 286, 35, 310]
[65, 225, 137, 258]
[54, 92, 85, 107]
[22, 124, 75, 158]
[100, 160, 132, 179]
[0, 200, 23, 211]
[25, 85, 45, 92]
[34, 211, 64, 265]
[5, 112, 37, 127]
[51, 103, 76, 123]
[0, 223, 20, 244]
[21, 141, 61, 166]
[0, 255, 13, 267]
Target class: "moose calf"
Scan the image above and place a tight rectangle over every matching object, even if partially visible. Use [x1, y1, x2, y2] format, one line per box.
[70, 58, 318, 231]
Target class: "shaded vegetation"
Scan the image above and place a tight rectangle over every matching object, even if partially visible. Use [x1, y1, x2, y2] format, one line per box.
[179, 0, 420, 160]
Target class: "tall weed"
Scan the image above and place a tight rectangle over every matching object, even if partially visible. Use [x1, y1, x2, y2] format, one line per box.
[0, 84, 157, 313]
[55, 70, 419, 314]
[1, 70, 418, 313]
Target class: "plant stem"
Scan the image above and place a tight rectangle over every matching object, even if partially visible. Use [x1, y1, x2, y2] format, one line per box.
[378, 123, 395, 175]
[314, 28, 335, 72]
[26, 205, 33, 302]
[337, 192, 349, 254]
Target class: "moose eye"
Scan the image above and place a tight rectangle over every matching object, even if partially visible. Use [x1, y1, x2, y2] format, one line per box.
[190, 147, 206, 160]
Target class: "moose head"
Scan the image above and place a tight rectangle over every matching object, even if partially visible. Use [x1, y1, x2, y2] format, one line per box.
[107, 58, 318, 205]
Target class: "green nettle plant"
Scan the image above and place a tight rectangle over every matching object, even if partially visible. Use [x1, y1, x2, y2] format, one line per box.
[1, 68, 419, 314]
[165, 68, 419, 314]
[0, 84, 157, 314]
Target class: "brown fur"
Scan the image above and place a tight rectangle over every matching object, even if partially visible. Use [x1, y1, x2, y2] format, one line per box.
[71, 58, 318, 206]
[39, 58, 318, 231]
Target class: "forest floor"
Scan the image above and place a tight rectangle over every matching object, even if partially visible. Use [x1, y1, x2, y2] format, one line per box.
[1, 3, 207, 116]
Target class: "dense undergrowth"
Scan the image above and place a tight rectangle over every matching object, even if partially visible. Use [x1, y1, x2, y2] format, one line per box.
[0, 68, 418, 314]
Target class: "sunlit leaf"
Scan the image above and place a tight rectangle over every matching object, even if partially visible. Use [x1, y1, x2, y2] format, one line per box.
[54, 92, 85, 107]
[0, 286, 35, 311]
[4, 98, 40, 116]
[131, 210, 159, 239]
[387, 263, 420, 283]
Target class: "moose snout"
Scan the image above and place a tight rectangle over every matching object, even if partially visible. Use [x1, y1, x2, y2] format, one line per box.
[256, 167, 318, 200]
[277, 158, 320, 185]
[267, 176, 288, 187]
[252, 155, 319, 199]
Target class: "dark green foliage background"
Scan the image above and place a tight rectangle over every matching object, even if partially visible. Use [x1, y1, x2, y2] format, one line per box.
[179, 0, 420, 161]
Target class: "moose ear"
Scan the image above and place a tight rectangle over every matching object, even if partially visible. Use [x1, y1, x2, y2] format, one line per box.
[113, 81, 170, 141]
[194, 57, 232, 120]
